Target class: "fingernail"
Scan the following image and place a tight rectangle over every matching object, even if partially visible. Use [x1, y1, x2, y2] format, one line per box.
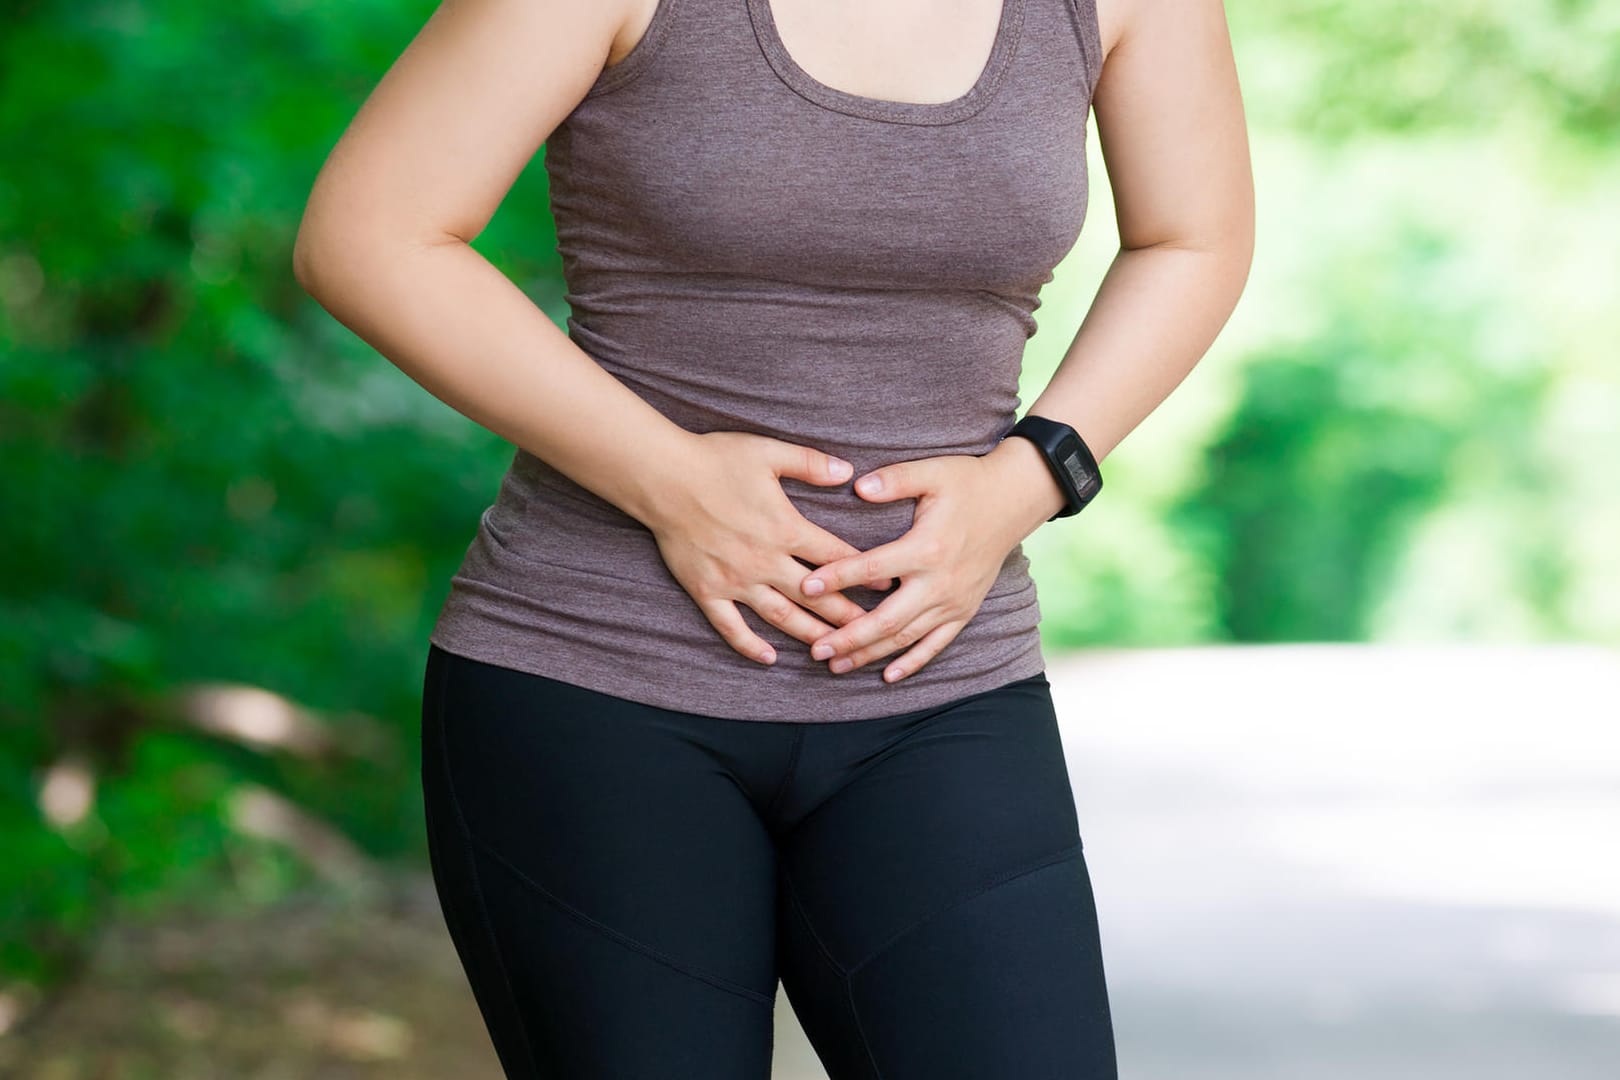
[803, 577, 825, 596]
[830, 459, 852, 479]
[884, 666, 904, 682]
[858, 474, 882, 493]
[830, 658, 853, 673]
[759, 647, 776, 663]
[812, 643, 834, 660]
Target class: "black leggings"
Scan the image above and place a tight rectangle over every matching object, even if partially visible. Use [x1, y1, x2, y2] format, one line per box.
[421, 642, 1117, 1079]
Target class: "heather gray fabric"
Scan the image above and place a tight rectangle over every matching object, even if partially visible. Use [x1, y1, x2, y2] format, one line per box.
[429, 0, 1105, 722]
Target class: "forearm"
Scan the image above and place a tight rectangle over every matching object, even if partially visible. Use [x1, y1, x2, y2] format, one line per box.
[984, 239, 1253, 541]
[292, 230, 696, 530]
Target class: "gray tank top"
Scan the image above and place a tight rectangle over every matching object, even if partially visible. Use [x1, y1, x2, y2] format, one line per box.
[430, 0, 1104, 722]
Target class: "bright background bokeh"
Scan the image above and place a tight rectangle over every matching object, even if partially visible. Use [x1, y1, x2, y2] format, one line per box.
[1, 0, 1616, 1074]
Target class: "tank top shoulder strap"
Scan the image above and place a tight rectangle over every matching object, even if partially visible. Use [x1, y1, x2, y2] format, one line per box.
[583, 0, 694, 101]
[1062, 0, 1105, 98]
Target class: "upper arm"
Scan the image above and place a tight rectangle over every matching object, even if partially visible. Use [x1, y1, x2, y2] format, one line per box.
[1089, 0, 1254, 258]
[295, 0, 636, 262]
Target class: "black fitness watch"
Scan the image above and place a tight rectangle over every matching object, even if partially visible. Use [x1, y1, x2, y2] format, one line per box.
[1001, 414, 1103, 520]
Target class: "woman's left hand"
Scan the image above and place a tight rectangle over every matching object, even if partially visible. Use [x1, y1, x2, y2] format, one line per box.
[796, 448, 1051, 683]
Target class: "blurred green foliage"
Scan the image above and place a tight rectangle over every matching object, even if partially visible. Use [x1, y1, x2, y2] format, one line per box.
[2, 0, 1617, 993]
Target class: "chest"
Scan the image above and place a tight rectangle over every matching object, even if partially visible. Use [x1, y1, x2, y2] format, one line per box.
[548, 0, 1095, 294]
[761, 0, 1009, 106]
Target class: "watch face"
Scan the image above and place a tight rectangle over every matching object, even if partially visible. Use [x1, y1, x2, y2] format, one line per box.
[1058, 443, 1100, 498]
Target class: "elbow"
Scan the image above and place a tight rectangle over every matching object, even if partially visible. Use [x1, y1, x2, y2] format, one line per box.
[291, 190, 362, 298]
[291, 246, 315, 297]
[292, 208, 457, 299]
[292, 215, 373, 303]
[291, 218, 319, 295]
[1233, 223, 1256, 287]
[291, 180, 470, 301]
[291, 212, 330, 297]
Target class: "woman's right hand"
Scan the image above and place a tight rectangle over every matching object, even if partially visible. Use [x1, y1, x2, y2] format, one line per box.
[646, 430, 896, 665]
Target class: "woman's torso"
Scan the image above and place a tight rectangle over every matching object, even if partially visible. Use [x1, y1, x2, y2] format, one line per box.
[429, 0, 1105, 722]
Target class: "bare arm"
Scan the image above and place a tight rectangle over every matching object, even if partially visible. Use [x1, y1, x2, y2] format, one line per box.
[983, 0, 1256, 530]
[292, 0, 886, 667]
[292, 0, 691, 529]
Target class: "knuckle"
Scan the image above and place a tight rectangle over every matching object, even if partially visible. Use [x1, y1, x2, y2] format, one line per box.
[760, 595, 794, 625]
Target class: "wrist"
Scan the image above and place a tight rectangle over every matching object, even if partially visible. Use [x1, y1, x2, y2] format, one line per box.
[983, 435, 1069, 542]
[622, 427, 704, 533]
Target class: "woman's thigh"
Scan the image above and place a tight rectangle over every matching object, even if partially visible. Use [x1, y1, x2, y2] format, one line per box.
[420, 643, 785, 1079]
[775, 673, 1118, 1080]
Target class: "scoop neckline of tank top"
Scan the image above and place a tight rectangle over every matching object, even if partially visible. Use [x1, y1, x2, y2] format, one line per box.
[745, 0, 1026, 126]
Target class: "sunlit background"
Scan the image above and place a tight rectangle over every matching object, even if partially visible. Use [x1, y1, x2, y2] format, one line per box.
[2, 0, 1616, 1076]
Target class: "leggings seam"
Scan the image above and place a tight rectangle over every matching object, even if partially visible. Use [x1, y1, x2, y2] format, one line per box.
[783, 868, 886, 1079]
[435, 654, 546, 1078]
[847, 840, 1085, 979]
[848, 976, 885, 1080]
[467, 830, 776, 1006]
[781, 867, 847, 977]
[764, 725, 805, 823]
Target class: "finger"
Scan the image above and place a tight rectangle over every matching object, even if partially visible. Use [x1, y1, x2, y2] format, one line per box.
[742, 584, 843, 648]
[775, 558, 872, 626]
[771, 440, 854, 487]
[852, 458, 933, 503]
[809, 590, 927, 666]
[824, 606, 939, 674]
[877, 620, 963, 683]
[695, 596, 782, 665]
[792, 527, 896, 593]
[800, 537, 911, 599]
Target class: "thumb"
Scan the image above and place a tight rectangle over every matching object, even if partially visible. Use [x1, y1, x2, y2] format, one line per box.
[771, 440, 854, 487]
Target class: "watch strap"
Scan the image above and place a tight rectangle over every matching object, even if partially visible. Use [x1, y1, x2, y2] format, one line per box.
[1003, 414, 1103, 521]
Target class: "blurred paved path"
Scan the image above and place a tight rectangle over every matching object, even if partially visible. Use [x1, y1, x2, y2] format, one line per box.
[772, 642, 1620, 1079]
